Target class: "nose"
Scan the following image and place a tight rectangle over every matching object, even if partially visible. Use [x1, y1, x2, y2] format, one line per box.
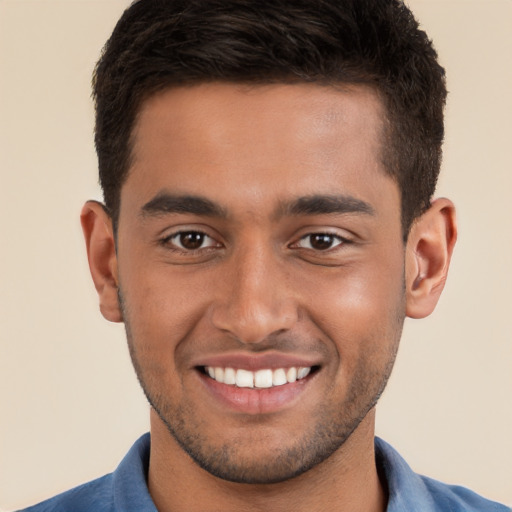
[210, 243, 298, 344]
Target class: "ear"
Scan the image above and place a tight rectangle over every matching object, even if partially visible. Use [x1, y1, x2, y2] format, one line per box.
[405, 198, 457, 319]
[80, 201, 123, 323]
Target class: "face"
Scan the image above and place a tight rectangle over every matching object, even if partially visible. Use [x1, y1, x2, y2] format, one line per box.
[116, 83, 406, 483]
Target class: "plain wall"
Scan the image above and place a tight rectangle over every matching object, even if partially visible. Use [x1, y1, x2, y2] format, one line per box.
[1, 0, 511, 509]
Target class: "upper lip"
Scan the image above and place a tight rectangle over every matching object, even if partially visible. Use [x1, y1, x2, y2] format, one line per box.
[192, 351, 322, 371]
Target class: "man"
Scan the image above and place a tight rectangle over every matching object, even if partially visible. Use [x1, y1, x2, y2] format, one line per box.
[19, 0, 510, 511]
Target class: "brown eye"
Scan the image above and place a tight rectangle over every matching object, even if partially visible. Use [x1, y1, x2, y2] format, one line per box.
[296, 233, 344, 251]
[310, 234, 335, 250]
[166, 231, 218, 251]
[179, 232, 205, 250]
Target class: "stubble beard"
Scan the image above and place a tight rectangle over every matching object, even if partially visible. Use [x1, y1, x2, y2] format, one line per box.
[119, 288, 404, 484]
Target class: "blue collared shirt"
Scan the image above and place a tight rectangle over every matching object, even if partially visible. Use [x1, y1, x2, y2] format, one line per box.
[19, 434, 510, 511]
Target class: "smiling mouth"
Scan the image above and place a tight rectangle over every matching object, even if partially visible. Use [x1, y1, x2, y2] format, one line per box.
[201, 366, 320, 389]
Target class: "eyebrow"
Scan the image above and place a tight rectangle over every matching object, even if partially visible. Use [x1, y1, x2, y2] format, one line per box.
[140, 192, 226, 219]
[277, 194, 375, 218]
[140, 191, 374, 221]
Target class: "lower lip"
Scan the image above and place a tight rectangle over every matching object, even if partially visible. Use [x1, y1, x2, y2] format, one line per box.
[197, 371, 314, 415]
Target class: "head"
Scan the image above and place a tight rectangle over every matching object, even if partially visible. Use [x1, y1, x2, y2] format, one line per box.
[93, 0, 447, 238]
[83, 0, 456, 487]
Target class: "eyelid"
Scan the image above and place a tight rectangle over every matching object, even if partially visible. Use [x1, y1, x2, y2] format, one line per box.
[290, 227, 354, 248]
[160, 228, 222, 252]
[295, 233, 345, 250]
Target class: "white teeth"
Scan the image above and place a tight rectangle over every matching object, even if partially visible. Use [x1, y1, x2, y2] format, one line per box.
[297, 367, 311, 379]
[254, 369, 273, 388]
[235, 369, 254, 388]
[224, 367, 236, 385]
[286, 367, 297, 383]
[214, 367, 224, 382]
[272, 368, 287, 386]
[205, 365, 313, 388]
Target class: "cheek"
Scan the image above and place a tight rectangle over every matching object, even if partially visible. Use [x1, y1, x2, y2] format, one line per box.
[301, 257, 405, 360]
[119, 264, 214, 362]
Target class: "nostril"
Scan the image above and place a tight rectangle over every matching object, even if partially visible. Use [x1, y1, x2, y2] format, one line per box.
[210, 305, 299, 345]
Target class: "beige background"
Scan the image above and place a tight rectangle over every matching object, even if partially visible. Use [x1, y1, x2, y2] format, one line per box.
[1, 0, 511, 509]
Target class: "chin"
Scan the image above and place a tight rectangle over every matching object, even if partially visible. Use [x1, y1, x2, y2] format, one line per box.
[152, 395, 373, 485]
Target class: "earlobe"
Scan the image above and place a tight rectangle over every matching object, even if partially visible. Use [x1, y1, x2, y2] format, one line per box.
[80, 201, 123, 323]
[405, 198, 457, 319]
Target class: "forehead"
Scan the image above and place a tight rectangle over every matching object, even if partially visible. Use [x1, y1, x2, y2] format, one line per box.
[132, 82, 385, 158]
[125, 82, 394, 215]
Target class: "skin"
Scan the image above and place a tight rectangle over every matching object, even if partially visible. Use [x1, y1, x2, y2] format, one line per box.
[82, 83, 456, 512]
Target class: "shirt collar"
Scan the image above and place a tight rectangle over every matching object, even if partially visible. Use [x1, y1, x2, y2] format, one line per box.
[112, 433, 507, 512]
[113, 433, 157, 512]
[375, 436, 436, 512]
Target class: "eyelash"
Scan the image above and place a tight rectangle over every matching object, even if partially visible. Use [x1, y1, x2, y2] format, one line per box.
[292, 232, 350, 251]
[159, 230, 351, 254]
[160, 230, 220, 253]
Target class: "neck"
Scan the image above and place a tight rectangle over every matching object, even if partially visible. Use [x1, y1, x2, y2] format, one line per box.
[147, 409, 386, 512]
